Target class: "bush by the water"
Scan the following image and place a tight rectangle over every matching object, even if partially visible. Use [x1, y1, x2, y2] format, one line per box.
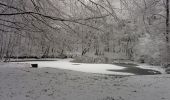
[72, 56, 112, 63]
[72, 56, 132, 64]
[136, 55, 161, 66]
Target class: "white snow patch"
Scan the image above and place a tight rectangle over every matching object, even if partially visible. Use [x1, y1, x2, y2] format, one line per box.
[13, 59, 134, 75]
[11, 59, 165, 75]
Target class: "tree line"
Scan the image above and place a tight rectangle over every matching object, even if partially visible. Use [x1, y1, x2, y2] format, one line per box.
[0, 0, 169, 66]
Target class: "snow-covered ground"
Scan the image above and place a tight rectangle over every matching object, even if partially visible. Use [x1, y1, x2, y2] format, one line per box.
[0, 63, 170, 100]
[13, 58, 164, 75]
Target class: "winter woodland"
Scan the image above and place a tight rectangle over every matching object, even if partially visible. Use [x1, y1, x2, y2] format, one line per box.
[0, 0, 169, 65]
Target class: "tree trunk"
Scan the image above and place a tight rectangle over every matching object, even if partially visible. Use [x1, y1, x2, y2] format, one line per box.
[165, 0, 170, 64]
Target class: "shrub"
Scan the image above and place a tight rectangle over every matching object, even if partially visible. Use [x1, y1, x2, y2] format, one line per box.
[72, 56, 113, 63]
[136, 55, 161, 65]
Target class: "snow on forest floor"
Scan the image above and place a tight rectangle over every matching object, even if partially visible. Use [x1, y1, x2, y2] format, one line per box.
[11, 58, 165, 75]
[0, 63, 170, 100]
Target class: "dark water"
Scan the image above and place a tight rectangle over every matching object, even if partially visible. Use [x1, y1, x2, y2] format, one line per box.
[108, 63, 161, 75]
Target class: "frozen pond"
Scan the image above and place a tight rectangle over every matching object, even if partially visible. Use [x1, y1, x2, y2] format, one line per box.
[12, 59, 163, 75]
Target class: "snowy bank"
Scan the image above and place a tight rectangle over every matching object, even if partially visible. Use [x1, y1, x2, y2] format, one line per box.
[0, 63, 170, 100]
[12, 58, 164, 75]
[14, 58, 133, 75]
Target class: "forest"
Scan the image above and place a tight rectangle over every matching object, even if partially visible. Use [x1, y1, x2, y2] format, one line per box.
[1, 1, 170, 100]
[0, 0, 169, 66]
